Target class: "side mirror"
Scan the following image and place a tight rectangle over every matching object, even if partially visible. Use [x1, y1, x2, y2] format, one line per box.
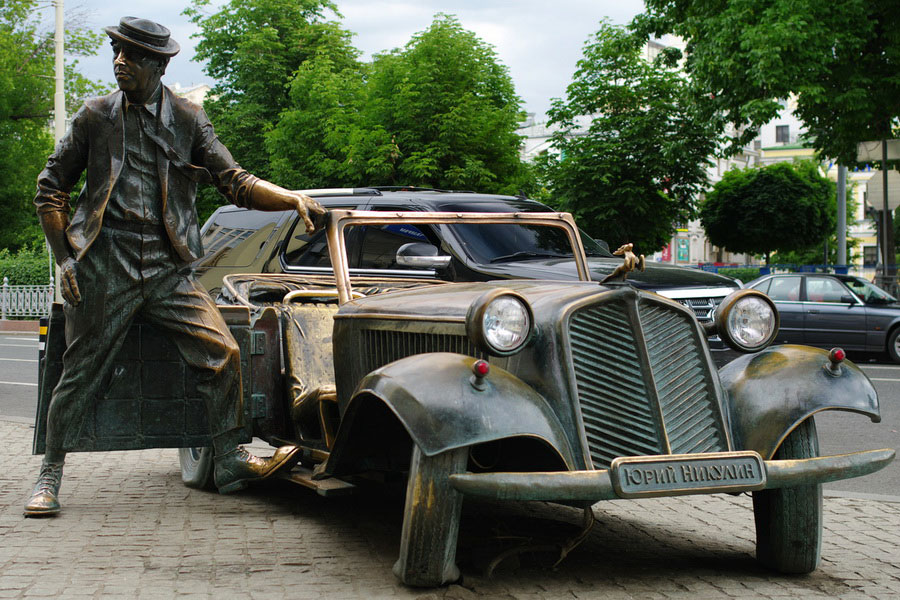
[840, 294, 855, 304]
[396, 242, 452, 269]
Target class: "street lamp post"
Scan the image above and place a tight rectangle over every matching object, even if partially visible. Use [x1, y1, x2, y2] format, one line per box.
[51, 0, 65, 302]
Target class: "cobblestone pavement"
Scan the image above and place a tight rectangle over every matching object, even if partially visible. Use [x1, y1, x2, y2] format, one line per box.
[1, 419, 898, 599]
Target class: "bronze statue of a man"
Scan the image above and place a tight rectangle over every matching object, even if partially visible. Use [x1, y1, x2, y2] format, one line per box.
[25, 17, 326, 516]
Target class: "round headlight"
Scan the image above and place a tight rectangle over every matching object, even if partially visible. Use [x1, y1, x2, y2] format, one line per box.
[715, 290, 779, 353]
[467, 291, 533, 355]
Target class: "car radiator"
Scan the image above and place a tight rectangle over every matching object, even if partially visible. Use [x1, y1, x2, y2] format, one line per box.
[357, 330, 501, 376]
[568, 298, 729, 469]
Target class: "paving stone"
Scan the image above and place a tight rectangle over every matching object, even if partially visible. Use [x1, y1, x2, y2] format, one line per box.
[1, 419, 899, 599]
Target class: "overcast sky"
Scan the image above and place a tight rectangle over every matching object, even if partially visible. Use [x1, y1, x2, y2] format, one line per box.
[50, 0, 647, 121]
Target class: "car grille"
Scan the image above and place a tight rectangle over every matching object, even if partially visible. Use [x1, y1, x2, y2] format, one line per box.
[359, 330, 488, 377]
[568, 297, 728, 469]
[675, 296, 723, 323]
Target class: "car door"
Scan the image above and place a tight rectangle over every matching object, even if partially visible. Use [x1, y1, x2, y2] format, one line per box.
[751, 275, 805, 344]
[801, 275, 867, 350]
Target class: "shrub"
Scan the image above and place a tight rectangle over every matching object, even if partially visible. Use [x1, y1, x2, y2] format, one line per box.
[718, 267, 761, 283]
[0, 246, 52, 285]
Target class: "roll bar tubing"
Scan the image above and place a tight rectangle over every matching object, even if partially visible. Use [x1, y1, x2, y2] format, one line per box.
[324, 210, 591, 305]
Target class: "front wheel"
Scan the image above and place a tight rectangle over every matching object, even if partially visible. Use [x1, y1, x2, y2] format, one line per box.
[887, 328, 900, 364]
[393, 446, 468, 587]
[752, 418, 822, 573]
[179, 447, 215, 490]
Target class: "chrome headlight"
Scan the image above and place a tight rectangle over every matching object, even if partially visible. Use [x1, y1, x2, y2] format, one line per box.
[467, 290, 533, 356]
[715, 289, 779, 353]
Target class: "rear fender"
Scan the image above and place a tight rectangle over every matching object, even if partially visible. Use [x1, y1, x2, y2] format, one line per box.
[719, 345, 880, 459]
[325, 353, 573, 474]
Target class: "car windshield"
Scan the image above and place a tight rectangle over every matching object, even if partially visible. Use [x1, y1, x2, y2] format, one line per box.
[843, 277, 897, 304]
[435, 202, 612, 264]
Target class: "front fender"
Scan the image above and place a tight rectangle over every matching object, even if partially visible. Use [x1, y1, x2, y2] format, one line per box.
[719, 345, 880, 459]
[330, 352, 574, 467]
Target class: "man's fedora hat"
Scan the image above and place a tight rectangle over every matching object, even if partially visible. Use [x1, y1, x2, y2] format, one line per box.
[104, 17, 180, 57]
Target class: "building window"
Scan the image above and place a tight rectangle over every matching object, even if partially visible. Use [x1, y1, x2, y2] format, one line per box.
[775, 125, 790, 144]
[864, 245, 878, 266]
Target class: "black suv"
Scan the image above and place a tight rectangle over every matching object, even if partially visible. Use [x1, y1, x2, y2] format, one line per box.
[196, 188, 740, 350]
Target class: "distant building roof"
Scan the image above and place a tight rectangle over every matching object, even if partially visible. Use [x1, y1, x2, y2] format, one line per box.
[170, 82, 212, 105]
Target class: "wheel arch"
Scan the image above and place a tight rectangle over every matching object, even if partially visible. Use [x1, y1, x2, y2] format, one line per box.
[325, 353, 573, 476]
[719, 345, 880, 459]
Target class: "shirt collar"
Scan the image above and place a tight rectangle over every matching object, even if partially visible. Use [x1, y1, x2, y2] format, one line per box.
[123, 84, 162, 118]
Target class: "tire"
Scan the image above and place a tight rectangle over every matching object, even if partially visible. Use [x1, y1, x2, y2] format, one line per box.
[179, 447, 216, 490]
[393, 445, 468, 587]
[752, 418, 822, 574]
[887, 328, 900, 364]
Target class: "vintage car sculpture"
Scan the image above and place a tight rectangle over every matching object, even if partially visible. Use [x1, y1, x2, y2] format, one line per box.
[35, 210, 895, 587]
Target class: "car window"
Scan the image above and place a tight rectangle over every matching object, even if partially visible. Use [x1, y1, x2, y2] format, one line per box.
[843, 277, 896, 304]
[443, 223, 582, 264]
[357, 224, 433, 269]
[200, 209, 286, 266]
[766, 277, 801, 301]
[749, 278, 771, 294]
[805, 277, 850, 303]
[282, 207, 355, 268]
[434, 200, 612, 258]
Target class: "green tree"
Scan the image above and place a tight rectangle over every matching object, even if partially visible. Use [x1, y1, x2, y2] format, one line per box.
[266, 52, 369, 188]
[185, 0, 358, 180]
[633, 0, 900, 165]
[700, 161, 836, 264]
[362, 15, 531, 193]
[540, 22, 722, 253]
[268, 14, 533, 194]
[0, 0, 107, 252]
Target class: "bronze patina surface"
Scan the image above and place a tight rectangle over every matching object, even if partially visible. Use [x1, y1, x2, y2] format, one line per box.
[26, 16, 321, 516]
[600, 242, 646, 283]
[32, 192, 895, 584]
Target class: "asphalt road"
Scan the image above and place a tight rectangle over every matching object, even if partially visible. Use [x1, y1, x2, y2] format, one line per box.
[1, 332, 896, 497]
[0, 333, 39, 420]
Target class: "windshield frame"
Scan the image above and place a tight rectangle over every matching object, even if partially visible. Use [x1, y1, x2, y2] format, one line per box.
[325, 210, 590, 304]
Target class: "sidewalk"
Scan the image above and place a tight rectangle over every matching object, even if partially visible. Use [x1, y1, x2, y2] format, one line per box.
[1, 418, 898, 599]
[0, 321, 39, 334]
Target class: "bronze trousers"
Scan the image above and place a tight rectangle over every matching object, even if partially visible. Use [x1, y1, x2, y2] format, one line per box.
[45, 225, 242, 457]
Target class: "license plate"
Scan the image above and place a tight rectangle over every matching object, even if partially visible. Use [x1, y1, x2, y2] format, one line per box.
[609, 451, 766, 499]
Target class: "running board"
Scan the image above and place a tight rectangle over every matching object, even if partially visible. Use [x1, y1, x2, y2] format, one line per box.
[276, 465, 356, 497]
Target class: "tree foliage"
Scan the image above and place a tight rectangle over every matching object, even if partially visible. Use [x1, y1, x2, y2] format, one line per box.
[700, 161, 836, 262]
[0, 0, 107, 252]
[633, 0, 900, 165]
[185, 0, 358, 181]
[265, 52, 370, 189]
[539, 22, 721, 253]
[267, 14, 532, 194]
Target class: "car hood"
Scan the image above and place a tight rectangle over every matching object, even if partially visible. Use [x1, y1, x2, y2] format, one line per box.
[478, 257, 740, 292]
[862, 301, 900, 313]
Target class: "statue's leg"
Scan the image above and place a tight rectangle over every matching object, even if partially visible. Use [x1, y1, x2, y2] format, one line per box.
[142, 272, 242, 439]
[28, 232, 142, 516]
[142, 273, 299, 494]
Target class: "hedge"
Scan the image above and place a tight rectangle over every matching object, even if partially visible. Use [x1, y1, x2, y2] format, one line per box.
[717, 267, 762, 283]
[0, 248, 52, 285]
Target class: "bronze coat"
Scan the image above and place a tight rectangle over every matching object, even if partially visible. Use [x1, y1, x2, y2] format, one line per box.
[34, 85, 257, 262]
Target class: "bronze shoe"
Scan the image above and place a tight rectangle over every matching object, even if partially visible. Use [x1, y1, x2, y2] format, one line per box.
[214, 445, 301, 494]
[24, 461, 64, 517]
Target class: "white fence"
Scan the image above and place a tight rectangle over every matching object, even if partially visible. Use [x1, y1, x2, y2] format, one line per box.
[1, 278, 54, 319]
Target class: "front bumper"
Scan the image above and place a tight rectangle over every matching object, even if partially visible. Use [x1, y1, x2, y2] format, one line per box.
[448, 449, 895, 502]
